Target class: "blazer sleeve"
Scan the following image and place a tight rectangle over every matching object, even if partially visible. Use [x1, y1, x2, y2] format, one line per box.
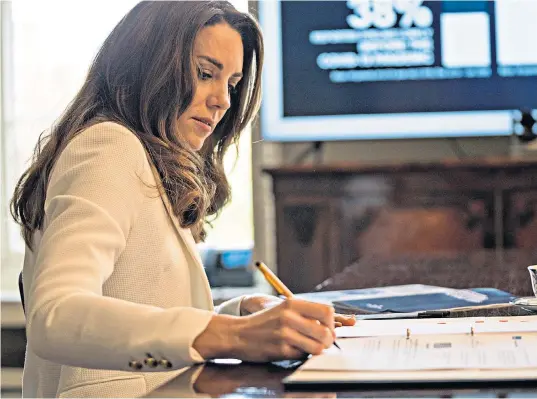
[25, 122, 214, 371]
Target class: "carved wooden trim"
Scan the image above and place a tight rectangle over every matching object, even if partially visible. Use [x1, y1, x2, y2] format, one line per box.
[283, 205, 319, 246]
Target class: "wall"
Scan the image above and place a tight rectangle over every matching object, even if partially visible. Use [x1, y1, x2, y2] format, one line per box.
[281, 136, 510, 164]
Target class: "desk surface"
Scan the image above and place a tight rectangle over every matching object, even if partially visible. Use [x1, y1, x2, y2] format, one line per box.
[147, 361, 537, 398]
[149, 251, 537, 397]
[148, 307, 537, 398]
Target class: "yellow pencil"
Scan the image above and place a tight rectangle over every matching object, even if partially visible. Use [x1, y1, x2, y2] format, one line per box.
[255, 261, 341, 350]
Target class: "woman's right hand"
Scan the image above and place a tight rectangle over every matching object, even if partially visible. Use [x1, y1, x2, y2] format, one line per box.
[194, 298, 336, 362]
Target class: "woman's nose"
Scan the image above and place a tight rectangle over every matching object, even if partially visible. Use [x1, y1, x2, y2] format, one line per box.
[209, 84, 231, 110]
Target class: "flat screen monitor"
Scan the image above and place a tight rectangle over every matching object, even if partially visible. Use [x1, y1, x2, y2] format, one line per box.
[259, 0, 537, 141]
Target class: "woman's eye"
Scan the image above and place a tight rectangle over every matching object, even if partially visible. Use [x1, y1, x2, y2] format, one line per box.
[228, 84, 238, 95]
[198, 69, 212, 80]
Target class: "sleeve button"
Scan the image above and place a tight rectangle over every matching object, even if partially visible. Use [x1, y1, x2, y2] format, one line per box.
[128, 361, 143, 370]
[144, 357, 158, 368]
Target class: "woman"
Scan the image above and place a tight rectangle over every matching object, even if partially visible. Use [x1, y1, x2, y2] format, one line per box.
[11, 1, 354, 397]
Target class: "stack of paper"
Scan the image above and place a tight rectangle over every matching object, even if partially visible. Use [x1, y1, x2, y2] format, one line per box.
[305, 334, 537, 371]
[336, 315, 537, 338]
[284, 316, 537, 387]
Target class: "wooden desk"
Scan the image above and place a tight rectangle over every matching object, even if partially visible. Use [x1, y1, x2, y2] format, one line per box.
[147, 308, 537, 398]
[147, 251, 537, 397]
[147, 360, 537, 398]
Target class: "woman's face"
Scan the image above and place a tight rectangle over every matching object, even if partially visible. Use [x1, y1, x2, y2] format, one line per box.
[177, 22, 244, 151]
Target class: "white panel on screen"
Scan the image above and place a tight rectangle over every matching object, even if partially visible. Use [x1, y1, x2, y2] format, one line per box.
[441, 13, 491, 68]
[495, 0, 537, 66]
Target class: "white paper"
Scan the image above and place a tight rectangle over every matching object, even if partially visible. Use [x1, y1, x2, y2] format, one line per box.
[304, 333, 537, 372]
[336, 316, 537, 338]
[285, 367, 537, 384]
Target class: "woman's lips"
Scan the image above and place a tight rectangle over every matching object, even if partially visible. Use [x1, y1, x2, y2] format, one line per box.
[192, 118, 212, 133]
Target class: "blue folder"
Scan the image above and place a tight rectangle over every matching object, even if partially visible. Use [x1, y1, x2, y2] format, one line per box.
[332, 287, 515, 313]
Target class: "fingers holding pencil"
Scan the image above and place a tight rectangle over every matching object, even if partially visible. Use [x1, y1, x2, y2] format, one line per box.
[254, 261, 342, 350]
[234, 297, 336, 361]
[255, 262, 355, 329]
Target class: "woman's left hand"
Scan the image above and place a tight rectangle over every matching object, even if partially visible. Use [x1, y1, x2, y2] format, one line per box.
[334, 312, 356, 327]
[239, 294, 282, 316]
[240, 295, 356, 327]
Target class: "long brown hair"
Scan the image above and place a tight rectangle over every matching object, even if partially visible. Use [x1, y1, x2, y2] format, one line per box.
[11, 1, 264, 247]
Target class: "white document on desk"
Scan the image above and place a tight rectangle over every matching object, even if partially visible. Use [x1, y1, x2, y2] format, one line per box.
[336, 315, 537, 338]
[303, 333, 537, 371]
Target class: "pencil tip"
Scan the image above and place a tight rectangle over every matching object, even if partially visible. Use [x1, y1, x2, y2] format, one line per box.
[255, 261, 261, 267]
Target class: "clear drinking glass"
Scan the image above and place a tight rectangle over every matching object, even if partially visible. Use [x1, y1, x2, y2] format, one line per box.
[528, 265, 537, 297]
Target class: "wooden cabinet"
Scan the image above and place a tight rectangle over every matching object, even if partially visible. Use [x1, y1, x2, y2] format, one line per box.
[354, 205, 487, 257]
[505, 189, 537, 249]
[265, 158, 537, 293]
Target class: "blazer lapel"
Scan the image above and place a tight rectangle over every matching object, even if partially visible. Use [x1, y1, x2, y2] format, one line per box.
[145, 158, 214, 310]
[160, 191, 214, 311]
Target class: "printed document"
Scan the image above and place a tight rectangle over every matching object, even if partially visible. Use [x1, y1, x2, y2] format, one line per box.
[336, 316, 537, 338]
[303, 333, 537, 371]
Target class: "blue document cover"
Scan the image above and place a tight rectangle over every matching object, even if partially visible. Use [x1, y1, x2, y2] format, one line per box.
[332, 287, 515, 313]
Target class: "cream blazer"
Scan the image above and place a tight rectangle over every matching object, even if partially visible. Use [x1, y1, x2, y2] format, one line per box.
[21, 122, 245, 398]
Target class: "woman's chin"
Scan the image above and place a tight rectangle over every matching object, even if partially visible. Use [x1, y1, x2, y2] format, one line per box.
[187, 138, 205, 152]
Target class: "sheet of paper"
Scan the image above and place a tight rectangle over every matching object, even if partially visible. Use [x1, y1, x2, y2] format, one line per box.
[336, 316, 537, 338]
[303, 333, 537, 371]
[285, 367, 537, 384]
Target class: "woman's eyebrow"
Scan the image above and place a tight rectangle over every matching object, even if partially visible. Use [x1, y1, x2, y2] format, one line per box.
[198, 55, 243, 78]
